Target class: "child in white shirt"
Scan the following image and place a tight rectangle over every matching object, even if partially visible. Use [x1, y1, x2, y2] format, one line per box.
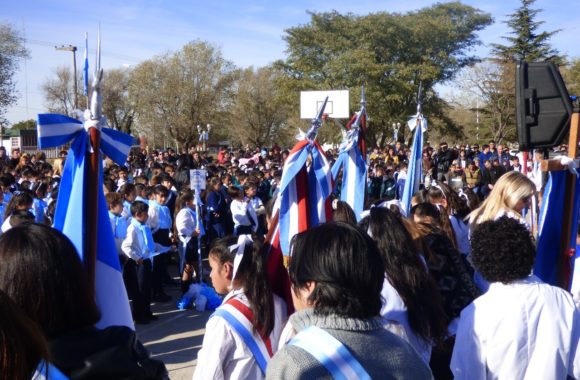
[228, 186, 258, 236]
[122, 201, 172, 324]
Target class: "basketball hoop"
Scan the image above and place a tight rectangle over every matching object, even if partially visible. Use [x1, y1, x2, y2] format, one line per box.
[322, 113, 329, 122]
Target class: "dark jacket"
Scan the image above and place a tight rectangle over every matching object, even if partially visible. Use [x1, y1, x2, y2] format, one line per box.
[433, 149, 455, 178]
[49, 326, 168, 380]
[422, 230, 480, 320]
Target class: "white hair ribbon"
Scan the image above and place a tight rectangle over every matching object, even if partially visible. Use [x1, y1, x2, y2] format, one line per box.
[377, 199, 407, 217]
[458, 188, 469, 201]
[359, 203, 376, 220]
[231, 234, 253, 285]
[332, 198, 339, 210]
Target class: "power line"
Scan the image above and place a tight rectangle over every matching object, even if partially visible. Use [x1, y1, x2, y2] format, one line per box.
[24, 38, 144, 63]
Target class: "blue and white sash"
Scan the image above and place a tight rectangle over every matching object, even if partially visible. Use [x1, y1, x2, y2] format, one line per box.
[131, 218, 155, 254]
[32, 360, 69, 380]
[289, 326, 371, 380]
[211, 300, 273, 374]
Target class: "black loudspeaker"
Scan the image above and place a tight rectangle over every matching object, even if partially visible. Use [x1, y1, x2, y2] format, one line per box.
[516, 61, 572, 150]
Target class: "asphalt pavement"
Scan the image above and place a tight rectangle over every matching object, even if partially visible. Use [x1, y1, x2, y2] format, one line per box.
[135, 283, 212, 380]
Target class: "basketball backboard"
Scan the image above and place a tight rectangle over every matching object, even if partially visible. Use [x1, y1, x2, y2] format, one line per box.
[300, 90, 350, 119]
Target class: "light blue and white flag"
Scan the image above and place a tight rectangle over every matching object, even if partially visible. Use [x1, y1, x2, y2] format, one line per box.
[400, 112, 427, 215]
[37, 112, 135, 329]
[331, 127, 367, 221]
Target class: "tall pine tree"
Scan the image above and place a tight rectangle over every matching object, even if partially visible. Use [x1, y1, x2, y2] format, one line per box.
[491, 0, 564, 64]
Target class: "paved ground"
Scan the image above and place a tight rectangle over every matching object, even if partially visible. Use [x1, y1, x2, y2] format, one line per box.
[135, 284, 212, 380]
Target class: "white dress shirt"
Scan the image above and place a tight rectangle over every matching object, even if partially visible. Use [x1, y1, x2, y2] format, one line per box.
[193, 289, 287, 380]
[230, 198, 258, 232]
[121, 221, 164, 262]
[176, 207, 197, 238]
[451, 275, 580, 380]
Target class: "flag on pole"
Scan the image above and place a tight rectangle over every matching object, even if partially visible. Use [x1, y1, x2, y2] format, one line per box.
[264, 97, 333, 314]
[83, 32, 89, 97]
[37, 117, 135, 328]
[535, 169, 580, 287]
[331, 87, 368, 220]
[38, 28, 135, 329]
[277, 97, 333, 255]
[401, 84, 427, 215]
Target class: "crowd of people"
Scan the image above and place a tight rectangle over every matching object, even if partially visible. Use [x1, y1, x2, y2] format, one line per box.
[0, 139, 579, 379]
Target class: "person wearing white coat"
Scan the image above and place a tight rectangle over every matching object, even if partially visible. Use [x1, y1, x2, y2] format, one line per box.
[451, 216, 580, 380]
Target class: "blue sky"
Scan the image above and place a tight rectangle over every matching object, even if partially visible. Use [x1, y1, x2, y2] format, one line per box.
[3, 0, 580, 124]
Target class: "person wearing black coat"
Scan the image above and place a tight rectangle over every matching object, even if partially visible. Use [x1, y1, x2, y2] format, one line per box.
[433, 142, 456, 183]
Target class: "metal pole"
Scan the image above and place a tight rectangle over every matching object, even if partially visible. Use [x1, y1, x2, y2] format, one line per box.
[72, 48, 78, 110]
[194, 189, 203, 283]
[55, 45, 78, 111]
[476, 97, 480, 142]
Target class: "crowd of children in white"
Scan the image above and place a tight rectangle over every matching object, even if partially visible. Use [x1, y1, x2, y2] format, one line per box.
[0, 141, 578, 380]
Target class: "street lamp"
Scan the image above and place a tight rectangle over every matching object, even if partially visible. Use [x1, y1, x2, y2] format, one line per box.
[392, 122, 401, 142]
[197, 124, 211, 151]
[55, 44, 78, 111]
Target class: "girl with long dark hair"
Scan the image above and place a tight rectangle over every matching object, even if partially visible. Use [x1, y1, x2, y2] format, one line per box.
[174, 190, 201, 293]
[193, 236, 287, 379]
[359, 207, 448, 364]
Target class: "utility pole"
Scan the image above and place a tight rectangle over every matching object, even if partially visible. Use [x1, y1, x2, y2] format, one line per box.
[476, 97, 480, 142]
[55, 44, 78, 110]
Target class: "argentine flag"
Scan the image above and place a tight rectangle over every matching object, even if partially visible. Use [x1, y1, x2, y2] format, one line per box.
[38, 113, 135, 329]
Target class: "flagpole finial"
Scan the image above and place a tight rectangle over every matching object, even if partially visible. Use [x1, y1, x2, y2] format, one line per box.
[361, 85, 366, 107]
[416, 81, 423, 115]
[89, 25, 104, 126]
[306, 96, 329, 141]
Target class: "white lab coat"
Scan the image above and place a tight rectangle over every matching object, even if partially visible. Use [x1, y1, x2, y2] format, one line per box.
[193, 289, 287, 380]
[451, 275, 580, 380]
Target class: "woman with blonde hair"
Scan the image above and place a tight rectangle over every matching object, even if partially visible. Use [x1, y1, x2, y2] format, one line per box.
[52, 158, 64, 178]
[467, 171, 536, 227]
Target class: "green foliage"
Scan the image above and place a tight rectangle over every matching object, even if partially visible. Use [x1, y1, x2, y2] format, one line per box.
[491, 0, 564, 64]
[10, 119, 35, 130]
[102, 68, 134, 134]
[276, 3, 492, 147]
[561, 58, 580, 97]
[0, 23, 29, 126]
[229, 66, 293, 147]
[128, 41, 238, 150]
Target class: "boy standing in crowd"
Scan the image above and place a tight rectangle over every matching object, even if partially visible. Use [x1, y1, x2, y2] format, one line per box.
[122, 201, 173, 324]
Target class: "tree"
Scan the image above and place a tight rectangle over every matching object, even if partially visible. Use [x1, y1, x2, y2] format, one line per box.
[491, 0, 564, 65]
[41, 66, 77, 115]
[10, 119, 35, 130]
[470, 0, 566, 145]
[561, 58, 580, 97]
[454, 61, 517, 143]
[102, 68, 134, 134]
[0, 23, 29, 126]
[129, 41, 238, 151]
[229, 66, 292, 147]
[275, 3, 492, 147]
